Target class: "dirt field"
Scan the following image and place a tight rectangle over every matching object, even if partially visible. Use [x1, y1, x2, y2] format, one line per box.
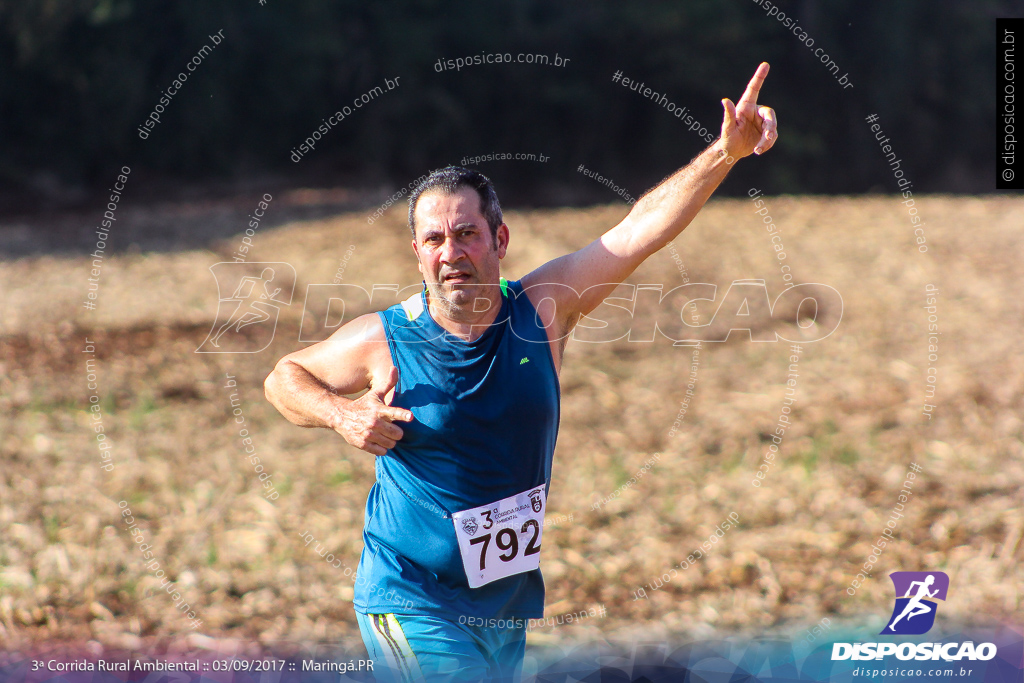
[0, 194, 1021, 658]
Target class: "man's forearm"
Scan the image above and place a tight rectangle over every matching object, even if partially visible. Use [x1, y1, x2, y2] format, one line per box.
[620, 139, 735, 256]
[265, 361, 345, 429]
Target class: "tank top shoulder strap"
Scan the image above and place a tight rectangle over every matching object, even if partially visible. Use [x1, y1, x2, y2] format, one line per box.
[379, 286, 428, 340]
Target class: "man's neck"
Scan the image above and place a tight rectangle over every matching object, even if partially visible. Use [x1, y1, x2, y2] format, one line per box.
[426, 286, 503, 342]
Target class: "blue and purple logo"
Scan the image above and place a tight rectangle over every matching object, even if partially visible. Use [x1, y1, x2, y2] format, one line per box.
[880, 571, 949, 635]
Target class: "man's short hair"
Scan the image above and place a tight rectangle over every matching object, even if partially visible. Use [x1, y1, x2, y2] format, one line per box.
[408, 166, 503, 243]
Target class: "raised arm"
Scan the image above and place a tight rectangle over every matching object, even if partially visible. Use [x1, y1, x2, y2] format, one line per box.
[522, 62, 778, 325]
[264, 313, 413, 456]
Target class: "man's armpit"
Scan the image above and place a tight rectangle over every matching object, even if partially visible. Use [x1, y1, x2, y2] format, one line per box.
[558, 311, 581, 352]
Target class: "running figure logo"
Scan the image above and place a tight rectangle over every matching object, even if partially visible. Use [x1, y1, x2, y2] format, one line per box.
[197, 262, 296, 353]
[880, 571, 949, 635]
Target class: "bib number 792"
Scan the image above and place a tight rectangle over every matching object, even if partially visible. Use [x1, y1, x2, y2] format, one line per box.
[452, 487, 546, 588]
[468, 519, 542, 570]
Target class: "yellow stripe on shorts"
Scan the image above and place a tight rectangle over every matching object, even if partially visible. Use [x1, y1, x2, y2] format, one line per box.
[371, 613, 424, 683]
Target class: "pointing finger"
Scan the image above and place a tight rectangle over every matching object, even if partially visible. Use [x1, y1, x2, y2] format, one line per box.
[737, 62, 770, 110]
[380, 405, 414, 423]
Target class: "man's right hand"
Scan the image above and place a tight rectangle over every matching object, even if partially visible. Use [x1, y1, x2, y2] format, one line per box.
[331, 367, 414, 456]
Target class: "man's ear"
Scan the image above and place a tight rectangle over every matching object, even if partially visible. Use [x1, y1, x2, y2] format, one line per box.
[495, 223, 510, 259]
[411, 239, 424, 276]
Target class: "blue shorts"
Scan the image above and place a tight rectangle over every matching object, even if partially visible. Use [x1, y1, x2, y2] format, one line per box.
[356, 611, 526, 683]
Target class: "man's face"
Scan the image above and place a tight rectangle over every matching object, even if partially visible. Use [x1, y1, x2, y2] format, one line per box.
[411, 187, 508, 315]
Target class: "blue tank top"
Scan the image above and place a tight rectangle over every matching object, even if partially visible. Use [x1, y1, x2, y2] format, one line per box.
[353, 277, 561, 620]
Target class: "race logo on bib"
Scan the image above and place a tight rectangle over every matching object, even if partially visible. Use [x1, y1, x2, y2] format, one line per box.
[461, 517, 479, 536]
[529, 489, 543, 513]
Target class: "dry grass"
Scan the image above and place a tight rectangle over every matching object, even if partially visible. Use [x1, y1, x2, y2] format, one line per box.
[1, 194, 1021, 657]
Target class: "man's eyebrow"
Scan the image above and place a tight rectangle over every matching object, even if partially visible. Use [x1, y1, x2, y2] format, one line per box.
[421, 221, 479, 239]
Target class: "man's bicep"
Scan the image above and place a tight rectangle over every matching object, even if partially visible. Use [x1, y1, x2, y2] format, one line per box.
[279, 313, 387, 395]
[523, 227, 642, 319]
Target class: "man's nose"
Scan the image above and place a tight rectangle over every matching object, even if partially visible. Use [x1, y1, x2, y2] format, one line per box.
[439, 235, 465, 262]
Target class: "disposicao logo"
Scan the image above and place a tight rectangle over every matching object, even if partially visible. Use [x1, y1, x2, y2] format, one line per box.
[881, 571, 948, 635]
[832, 571, 998, 662]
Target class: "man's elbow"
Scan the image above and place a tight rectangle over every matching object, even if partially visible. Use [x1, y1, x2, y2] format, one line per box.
[263, 360, 290, 413]
[263, 369, 276, 405]
[265, 360, 320, 428]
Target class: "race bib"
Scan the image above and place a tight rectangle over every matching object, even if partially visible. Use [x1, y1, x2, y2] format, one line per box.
[452, 486, 546, 588]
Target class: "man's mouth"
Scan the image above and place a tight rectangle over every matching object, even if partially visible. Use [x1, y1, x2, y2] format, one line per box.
[443, 272, 471, 283]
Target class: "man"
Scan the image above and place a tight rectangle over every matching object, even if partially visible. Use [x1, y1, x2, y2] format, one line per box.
[264, 62, 777, 682]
